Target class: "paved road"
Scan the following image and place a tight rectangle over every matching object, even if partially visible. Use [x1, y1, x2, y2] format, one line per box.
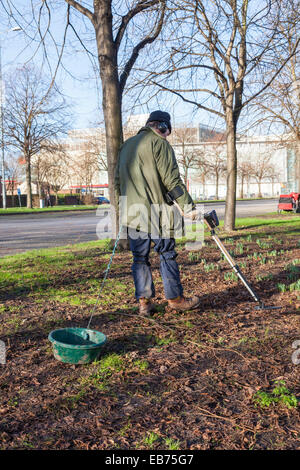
[0, 199, 278, 257]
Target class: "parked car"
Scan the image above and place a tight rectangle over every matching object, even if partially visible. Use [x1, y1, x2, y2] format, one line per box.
[96, 196, 110, 205]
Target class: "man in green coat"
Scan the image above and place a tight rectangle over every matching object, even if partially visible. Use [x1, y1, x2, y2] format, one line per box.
[115, 110, 200, 315]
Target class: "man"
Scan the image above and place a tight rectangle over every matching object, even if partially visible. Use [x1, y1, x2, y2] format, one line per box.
[115, 110, 200, 315]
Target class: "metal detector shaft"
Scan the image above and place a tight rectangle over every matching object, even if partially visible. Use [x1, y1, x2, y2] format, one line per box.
[203, 220, 261, 305]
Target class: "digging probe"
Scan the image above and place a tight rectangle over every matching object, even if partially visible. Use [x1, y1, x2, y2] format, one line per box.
[169, 195, 280, 311]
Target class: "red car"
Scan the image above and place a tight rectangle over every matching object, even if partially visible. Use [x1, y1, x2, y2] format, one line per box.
[277, 192, 300, 213]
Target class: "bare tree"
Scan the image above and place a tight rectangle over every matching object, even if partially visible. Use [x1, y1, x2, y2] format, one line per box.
[148, 0, 300, 230]
[32, 142, 68, 199]
[194, 153, 212, 198]
[251, 152, 274, 198]
[4, 65, 70, 208]
[172, 125, 201, 186]
[4, 154, 22, 205]
[205, 145, 227, 200]
[266, 164, 281, 196]
[237, 160, 254, 199]
[85, 132, 108, 173]
[73, 149, 100, 195]
[46, 149, 70, 204]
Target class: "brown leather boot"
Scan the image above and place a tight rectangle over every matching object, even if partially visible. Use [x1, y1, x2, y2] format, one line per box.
[168, 295, 201, 312]
[139, 298, 155, 316]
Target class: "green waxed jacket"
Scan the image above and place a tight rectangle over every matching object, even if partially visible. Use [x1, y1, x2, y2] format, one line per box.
[114, 126, 194, 237]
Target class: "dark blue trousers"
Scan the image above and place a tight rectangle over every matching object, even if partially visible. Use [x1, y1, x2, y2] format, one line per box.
[128, 231, 183, 300]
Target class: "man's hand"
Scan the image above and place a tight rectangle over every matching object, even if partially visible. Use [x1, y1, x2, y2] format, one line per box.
[191, 208, 198, 220]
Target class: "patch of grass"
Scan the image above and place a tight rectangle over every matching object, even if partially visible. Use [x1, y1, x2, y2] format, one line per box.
[0, 205, 98, 215]
[203, 262, 218, 272]
[118, 421, 132, 437]
[284, 263, 300, 282]
[34, 287, 98, 306]
[289, 279, 300, 292]
[155, 335, 176, 346]
[98, 353, 125, 373]
[224, 272, 238, 282]
[68, 353, 126, 405]
[143, 432, 160, 447]
[253, 381, 298, 409]
[277, 283, 287, 293]
[188, 252, 200, 262]
[235, 242, 244, 255]
[255, 239, 271, 249]
[164, 437, 181, 450]
[133, 359, 149, 372]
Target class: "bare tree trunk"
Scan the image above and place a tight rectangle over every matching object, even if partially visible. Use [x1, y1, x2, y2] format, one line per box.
[224, 117, 237, 231]
[26, 158, 33, 208]
[240, 175, 244, 199]
[11, 180, 14, 207]
[215, 173, 219, 200]
[258, 181, 262, 198]
[95, 3, 124, 244]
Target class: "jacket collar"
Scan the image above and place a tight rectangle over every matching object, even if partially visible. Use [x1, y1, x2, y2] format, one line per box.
[138, 125, 166, 140]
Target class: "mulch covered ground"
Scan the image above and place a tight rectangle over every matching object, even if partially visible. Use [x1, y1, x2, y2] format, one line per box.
[0, 222, 299, 450]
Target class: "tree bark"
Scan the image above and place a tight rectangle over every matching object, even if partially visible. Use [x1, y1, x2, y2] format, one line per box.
[240, 175, 244, 199]
[258, 181, 262, 198]
[95, 2, 124, 243]
[224, 115, 237, 231]
[215, 173, 219, 200]
[25, 158, 33, 208]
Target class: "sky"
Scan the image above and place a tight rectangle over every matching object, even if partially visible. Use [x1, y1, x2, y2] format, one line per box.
[0, 3, 101, 129]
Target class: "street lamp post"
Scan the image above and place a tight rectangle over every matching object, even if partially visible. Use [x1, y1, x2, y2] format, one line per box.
[0, 26, 21, 209]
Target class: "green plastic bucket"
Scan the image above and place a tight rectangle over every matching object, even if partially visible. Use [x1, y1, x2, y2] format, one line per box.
[48, 327, 107, 364]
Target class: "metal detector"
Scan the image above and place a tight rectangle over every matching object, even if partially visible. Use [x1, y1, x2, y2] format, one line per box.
[169, 192, 280, 311]
[202, 210, 281, 311]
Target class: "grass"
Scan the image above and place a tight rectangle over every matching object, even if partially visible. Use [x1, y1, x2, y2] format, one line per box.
[164, 438, 181, 450]
[253, 381, 298, 409]
[0, 204, 101, 215]
[143, 432, 160, 447]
